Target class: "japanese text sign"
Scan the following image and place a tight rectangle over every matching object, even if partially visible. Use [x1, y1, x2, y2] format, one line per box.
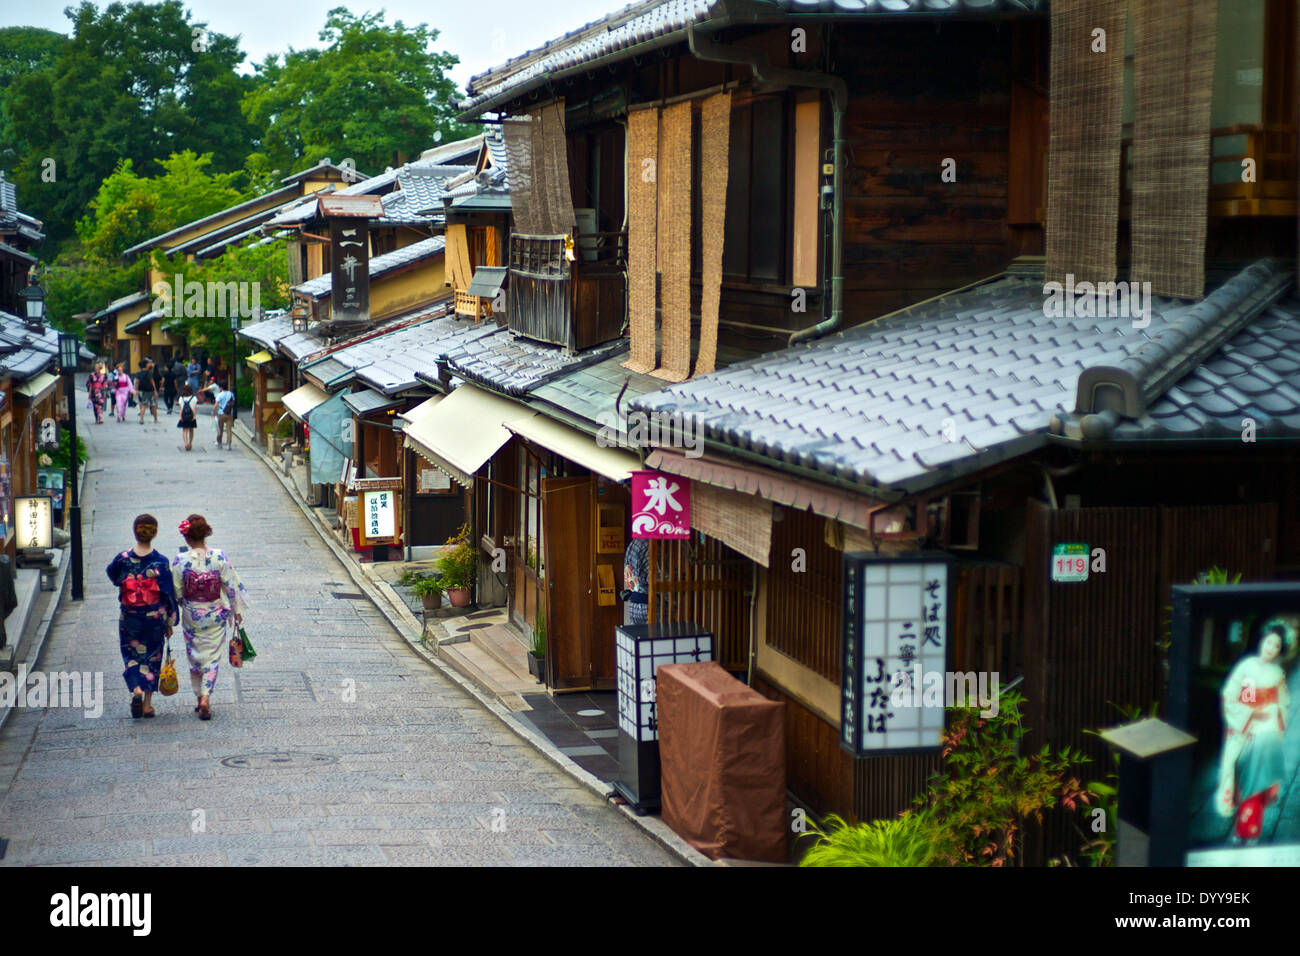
[15, 495, 52, 550]
[361, 489, 396, 543]
[630, 470, 690, 540]
[842, 553, 951, 755]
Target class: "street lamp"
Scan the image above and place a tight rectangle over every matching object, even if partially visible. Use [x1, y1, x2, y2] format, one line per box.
[57, 332, 83, 602]
[229, 313, 239, 421]
[19, 277, 45, 334]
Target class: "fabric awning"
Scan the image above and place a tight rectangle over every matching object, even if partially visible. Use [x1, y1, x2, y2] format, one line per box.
[245, 349, 275, 367]
[16, 371, 59, 403]
[646, 448, 890, 531]
[503, 414, 640, 482]
[401, 384, 531, 487]
[283, 382, 330, 422]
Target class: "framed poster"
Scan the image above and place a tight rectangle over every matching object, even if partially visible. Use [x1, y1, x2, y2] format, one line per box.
[37, 468, 65, 519]
[416, 462, 453, 495]
[1170, 583, 1300, 866]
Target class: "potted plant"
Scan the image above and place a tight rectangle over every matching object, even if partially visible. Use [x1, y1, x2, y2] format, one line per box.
[435, 523, 476, 608]
[528, 609, 546, 681]
[413, 573, 443, 610]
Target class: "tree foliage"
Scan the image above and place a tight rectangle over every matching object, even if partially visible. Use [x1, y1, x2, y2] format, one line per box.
[149, 236, 289, 352]
[4, 1, 255, 245]
[914, 690, 1091, 866]
[242, 7, 470, 178]
[44, 151, 245, 325]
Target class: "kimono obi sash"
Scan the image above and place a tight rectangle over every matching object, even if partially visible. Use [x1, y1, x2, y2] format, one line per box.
[1240, 685, 1279, 707]
[121, 575, 162, 607]
[183, 569, 223, 603]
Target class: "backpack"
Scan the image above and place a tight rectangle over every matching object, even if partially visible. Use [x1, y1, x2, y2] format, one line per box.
[179, 396, 197, 426]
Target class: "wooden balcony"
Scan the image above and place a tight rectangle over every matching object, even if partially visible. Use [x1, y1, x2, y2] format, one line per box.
[454, 289, 490, 321]
[1121, 124, 1299, 218]
[507, 232, 626, 353]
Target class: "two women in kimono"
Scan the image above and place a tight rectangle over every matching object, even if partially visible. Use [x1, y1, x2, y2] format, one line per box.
[171, 513, 249, 720]
[106, 512, 248, 720]
[1215, 619, 1296, 842]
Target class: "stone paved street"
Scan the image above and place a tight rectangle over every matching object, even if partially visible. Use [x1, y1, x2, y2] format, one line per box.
[0, 390, 677, 866]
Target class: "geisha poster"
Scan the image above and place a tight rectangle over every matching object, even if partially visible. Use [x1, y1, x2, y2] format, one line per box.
[1172, 584, 1300, 866]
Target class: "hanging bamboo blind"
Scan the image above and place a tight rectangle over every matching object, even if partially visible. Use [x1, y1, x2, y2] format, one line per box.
[691, 481, 771, 567]
[695, 91, 731, 377]
[1130, 0, 1217, 299]
[624, 107, 659, 374]
[502, 100, 575, 236]
[1045, 0, 1126, 286]
[653, 100, 694, 383]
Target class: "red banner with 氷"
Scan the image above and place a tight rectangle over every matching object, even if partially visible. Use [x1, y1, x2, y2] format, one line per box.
[630, 470, 690, 540]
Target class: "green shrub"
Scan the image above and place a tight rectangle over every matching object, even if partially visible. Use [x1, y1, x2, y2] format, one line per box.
[799, 812, 937, 867]
[435, 523, 476, 589]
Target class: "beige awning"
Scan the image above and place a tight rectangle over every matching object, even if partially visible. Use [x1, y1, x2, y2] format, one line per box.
[401, 384, 531, 487]
[282, 382, 329, 422]
[16, 372, 59, 403]
[503, 414, 640, 482]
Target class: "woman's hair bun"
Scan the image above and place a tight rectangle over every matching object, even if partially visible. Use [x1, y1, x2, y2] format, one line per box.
[184, 513, 213, 541]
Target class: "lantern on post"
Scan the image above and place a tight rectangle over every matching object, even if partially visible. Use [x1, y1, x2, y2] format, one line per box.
[19, 277, 45, 334]
[57, 331, 84, 601]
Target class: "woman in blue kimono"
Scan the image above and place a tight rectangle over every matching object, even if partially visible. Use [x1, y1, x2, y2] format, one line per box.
[106, 514, 177, 718]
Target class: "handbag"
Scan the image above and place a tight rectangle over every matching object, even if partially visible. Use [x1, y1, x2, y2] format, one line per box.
[238, 625, 256, 662]
[159, 643, 179, 696]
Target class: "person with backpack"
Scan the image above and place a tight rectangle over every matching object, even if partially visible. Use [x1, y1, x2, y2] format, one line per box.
[177, 384, 199, 451]
[213, 379, 236, 450]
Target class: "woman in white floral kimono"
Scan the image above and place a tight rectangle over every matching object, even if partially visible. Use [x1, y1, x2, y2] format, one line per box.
[170, 513, 249, 720]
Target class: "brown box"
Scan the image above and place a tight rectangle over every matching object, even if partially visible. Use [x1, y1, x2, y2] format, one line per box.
[657, 661, 786, 862]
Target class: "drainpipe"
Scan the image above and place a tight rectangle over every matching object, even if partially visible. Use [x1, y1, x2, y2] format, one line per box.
[686, 17, 847, 347]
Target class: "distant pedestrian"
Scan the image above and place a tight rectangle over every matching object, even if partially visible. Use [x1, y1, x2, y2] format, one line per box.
[113, 363, 134, 422]
[186, 357, 201, 395]
[135, 360, 159, 424]
[107, 514, 178, 718]
[88, 363, 109, 424]
[213, 379, 235, 449]
[171, 514, 249, 721]
[162, 360, 178, 414]
[177, 384, 198, 451]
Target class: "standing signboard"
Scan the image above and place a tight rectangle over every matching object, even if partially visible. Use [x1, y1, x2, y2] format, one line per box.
[1169, 583, 1300, 866]
[354, 477, 402, 546]
[841, 552, 953, 755]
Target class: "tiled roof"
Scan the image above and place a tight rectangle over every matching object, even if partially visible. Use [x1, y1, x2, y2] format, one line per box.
[630, 259, 1295, 494]
[380, 165, 475, 223]
[90, 291, 151, 322]
[292, 236, 446, 300]
[462, 0, 1047, 114]
[0, 309, 92, 379]
[1056, 293, 1300, 443]
[123, 182, 302, 257]
[237, 312, 295, 350]
[349, 319, 499, 395]
[530, 350, 668, 433]
[440, 328, 629, 397]
[0, 240, 36, 264]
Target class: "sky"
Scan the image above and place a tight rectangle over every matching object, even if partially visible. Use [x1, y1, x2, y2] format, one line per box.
[2, 0, 629, 89]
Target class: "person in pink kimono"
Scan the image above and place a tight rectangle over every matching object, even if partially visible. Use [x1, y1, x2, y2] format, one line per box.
[112, 362, 134, 422]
